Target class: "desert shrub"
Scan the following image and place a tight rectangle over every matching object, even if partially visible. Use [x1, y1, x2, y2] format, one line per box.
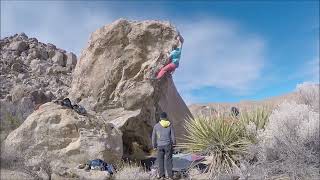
[237, 107, 271, 143]
[0, 149, 41, 179]
[237, 107, 271, 130]
[0, 97, 35, 143]
[0, 112, 21, 143]
[114, 163, 150, 180]
[2, 112, 20, 130]
[243, 102, 320, 179]
[296, 82, 319, 112]
[179, 116, 251, 178]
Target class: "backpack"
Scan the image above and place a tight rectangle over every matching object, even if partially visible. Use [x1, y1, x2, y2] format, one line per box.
[72, 104, 87, 115]
[61, 98, 73, 109]
[88, 159, 114, 174]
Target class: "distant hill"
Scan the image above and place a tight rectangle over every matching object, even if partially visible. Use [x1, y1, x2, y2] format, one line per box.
[188, 92, 299, 116]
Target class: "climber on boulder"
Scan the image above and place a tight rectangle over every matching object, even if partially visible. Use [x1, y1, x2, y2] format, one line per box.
[155, 32, 184, 80]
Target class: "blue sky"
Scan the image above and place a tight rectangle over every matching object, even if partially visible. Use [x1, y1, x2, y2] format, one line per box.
[1, 1, 319, 104]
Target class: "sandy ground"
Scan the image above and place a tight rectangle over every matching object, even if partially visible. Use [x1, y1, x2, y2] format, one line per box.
[0, 169, 35, 180]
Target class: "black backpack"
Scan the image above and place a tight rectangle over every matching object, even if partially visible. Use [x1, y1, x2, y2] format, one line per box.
[61, 98, 73, 109]
[72, 104, 87, 115]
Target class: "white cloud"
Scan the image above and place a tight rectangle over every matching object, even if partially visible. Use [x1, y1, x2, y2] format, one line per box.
[1, 1, 113, 55]
[1, 1, 266, 103]
[174, 20, 265, 97]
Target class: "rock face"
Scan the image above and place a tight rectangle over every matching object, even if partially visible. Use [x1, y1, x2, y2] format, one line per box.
[1, 102, 122, 167]
[1, 20, 192, 177]
[70, 19, 192, 155]
[158, 78, 193, 137]
[0, 33, 77, 142]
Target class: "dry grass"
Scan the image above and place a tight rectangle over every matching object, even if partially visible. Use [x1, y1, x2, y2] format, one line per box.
[114, 163, 151, 180]
[0, 152, 43, 180]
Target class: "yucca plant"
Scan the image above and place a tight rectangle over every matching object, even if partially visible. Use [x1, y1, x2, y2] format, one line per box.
[238, 107, 271, 130]
[179, 115, 251, 177]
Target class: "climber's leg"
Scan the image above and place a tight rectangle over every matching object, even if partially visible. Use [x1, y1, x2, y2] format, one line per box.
[156, 63, 176, 79]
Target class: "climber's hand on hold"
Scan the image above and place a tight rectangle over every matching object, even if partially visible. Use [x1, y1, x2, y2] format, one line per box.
[176, 31, 184, 43]
[179, 35, 184, 44]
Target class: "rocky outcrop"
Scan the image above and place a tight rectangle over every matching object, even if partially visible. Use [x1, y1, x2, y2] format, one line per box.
[2, 20, 192, 176]
[0, 33, 77, 142]
[1, 102, 122, 168]
[70, 19, 192, 155]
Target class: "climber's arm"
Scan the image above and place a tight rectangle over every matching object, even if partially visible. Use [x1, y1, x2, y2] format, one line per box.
[177, 32, 184, 49]
[163, 51, 173, 65]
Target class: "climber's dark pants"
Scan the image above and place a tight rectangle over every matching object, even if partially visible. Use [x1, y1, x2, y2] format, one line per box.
[157, 144, 173, 178]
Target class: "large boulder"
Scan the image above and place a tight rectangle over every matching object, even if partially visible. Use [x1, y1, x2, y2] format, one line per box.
[1, 102, 123, 168]
[70, 19, 192, 155]
[1, 20, 193, 176]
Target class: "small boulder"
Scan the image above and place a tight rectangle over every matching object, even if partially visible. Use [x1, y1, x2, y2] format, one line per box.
[11, 63, 24, 73]
[34, 64, 46, 75]
[11, 85, 32, 102]
[47, 43, 56, 49]
[44, 91, 55, 100]
[18, 73, 27, 79]
[38, 48, 48, 60]
[52, 51, 65, 66]
[18, 33, 28, 40]
[47, 49, 56, 58]
[20, 51, 28, 59]
[29, 43, 37, 49]
[53, 66, 68, 74]
[5, 94, 12, 102]
[30, 90, 50, 105]
[45, 67, 54, 75]
[9, 41, 28, 52]
[18, 73, 28, 79]
[27, 48, 40, 60]
[28, 38, 38, 43]
[66, 52, 77, 67]
[30, 59, 41, 71]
